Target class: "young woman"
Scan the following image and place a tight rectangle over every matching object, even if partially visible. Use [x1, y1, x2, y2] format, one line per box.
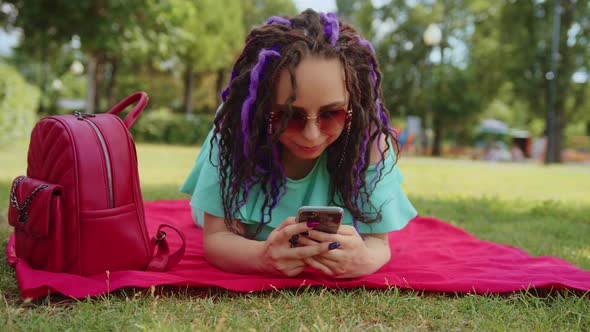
[181, 9, 417, 278]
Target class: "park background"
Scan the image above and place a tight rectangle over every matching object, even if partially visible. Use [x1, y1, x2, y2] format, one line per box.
[0, 0, 589, 330]
[1, 0, 589, 162]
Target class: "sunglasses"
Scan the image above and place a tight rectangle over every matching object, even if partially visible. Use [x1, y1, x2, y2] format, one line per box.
[270, 107, 352, 133]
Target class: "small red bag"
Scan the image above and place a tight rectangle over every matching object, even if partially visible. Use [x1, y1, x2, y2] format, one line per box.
[8, 92, 185, 276]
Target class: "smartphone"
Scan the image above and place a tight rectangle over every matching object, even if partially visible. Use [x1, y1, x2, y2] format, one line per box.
[296, 206, 344, 234]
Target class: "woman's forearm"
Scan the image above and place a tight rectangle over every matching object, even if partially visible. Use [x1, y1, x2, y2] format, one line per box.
[361, 234, 392, 275]
[203, 231, 268, 274]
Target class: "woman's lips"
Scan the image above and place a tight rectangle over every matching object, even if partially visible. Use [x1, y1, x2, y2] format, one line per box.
[295, 143, 323, 154]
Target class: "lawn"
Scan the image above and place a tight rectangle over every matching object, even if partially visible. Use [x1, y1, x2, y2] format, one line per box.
[1, 141, 589, 330]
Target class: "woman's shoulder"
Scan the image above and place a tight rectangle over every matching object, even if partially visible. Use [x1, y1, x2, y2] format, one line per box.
[179, 128, 217, 195]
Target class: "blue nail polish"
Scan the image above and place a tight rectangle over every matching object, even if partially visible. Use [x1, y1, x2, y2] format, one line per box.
[328, 242, 340, 250]
[289, 234, 299, 246]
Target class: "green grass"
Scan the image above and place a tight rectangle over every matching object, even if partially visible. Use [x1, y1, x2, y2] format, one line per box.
[1, 142, 589, 331]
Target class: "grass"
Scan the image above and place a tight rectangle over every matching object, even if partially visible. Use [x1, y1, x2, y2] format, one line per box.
[1, 141, 589, 330]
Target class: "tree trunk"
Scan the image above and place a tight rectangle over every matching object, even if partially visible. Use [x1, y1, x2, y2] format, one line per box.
[183, 66, 194, 116]
[431, 113, 443, 156]
[546, 0, 574, 163]
[38, 43, 48, 114]
[552, 107, 564, 162]
[107, 60, 118, 107]
[85, 55, 98, 114]
[215, 68, 226, 101]
[94, 58, 105, 112]
[431, 19, 447, 157]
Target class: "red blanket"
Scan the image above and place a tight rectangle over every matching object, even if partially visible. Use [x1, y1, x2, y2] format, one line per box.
[6, 199, 590, 299]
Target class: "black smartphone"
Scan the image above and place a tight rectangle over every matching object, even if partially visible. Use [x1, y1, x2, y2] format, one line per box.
[296, 206, 344, 234]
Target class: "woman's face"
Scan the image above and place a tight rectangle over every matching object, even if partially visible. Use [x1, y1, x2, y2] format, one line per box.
[274, 55, 349, 164]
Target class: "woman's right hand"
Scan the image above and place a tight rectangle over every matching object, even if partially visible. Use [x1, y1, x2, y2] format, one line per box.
[261, 217, 330, 277]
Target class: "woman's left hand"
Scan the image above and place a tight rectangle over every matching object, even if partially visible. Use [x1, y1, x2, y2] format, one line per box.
[297, 225, 391, 278]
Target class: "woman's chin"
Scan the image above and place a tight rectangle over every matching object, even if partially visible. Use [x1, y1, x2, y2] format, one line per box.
[287, 143, 325, 160]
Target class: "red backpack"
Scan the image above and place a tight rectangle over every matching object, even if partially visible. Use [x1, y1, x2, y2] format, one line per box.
[8, 92, 185, 276]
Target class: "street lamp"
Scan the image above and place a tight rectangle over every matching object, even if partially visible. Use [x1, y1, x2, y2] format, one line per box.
[423, 23, 442, 155]
[423, 23, 442, 47]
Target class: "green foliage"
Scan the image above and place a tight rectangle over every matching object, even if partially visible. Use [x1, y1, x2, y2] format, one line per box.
[432, 64, 482, 142]
[480, 82, 530, 130]
[0, 62, 39, 146]
[376, 1, 432, 118]
[129, 108, 214, 145]
[354, 1, 376, 40]
[56, 72, 86, 100]
[3, 0, 154, 66]
[243, 0, 298, 30]
[114, 68, 183, 112]
[335, 0, 358, 23]
[5, 36, 84, 115]
[154, 0, 246, 73]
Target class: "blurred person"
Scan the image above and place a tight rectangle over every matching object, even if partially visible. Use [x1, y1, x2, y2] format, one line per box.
[180, 10, 416, 278]
[485, 141, 510, 162]
[511, 144, 525, 162]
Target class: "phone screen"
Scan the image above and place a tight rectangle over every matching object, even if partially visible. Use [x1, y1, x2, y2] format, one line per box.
[297, 206, 343, 234]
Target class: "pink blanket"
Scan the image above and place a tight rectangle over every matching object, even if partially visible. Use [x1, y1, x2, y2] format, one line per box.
[6, 199, 590, 299]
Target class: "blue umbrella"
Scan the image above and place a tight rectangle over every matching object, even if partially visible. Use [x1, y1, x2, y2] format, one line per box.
[478, 119, 509, 135]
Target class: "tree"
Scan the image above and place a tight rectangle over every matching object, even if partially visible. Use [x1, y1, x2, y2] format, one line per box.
[484, 0, 590, 163]
[1, 1, 73, 113]
[152, 0, 246, 114]
[336, 0, 374, 38]
[431, 64, 482, 146]
[372, 0, 434, 124]
[227, 0, 296, 111]
[374, 0, 484, 155]
[243, 0, 297, 31]
[70, 0, 154, 113]
[2, 0, 156, 114]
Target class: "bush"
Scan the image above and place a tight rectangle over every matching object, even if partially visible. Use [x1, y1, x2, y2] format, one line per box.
[130, 107, 214, 145]
[0, 62, 40, 146]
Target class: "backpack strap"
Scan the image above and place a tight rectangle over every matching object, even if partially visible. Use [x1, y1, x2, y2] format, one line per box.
[107, 91, 149, 129]
[146, 224, 186, 272]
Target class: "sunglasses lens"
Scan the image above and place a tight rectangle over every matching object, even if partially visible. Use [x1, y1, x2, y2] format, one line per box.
[318, 110, 346, 132]
[286, 111, 307, 131]
[272, 109, 348, 133]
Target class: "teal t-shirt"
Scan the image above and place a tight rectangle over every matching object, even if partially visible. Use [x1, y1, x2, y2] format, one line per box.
[180, 129, 418, 240]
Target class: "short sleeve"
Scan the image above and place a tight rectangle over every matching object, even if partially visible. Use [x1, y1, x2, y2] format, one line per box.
[351, 150, 418, 234]
[179, 129, 225, 221]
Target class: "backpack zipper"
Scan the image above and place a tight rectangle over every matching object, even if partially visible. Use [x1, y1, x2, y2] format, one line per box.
[74, 112, 114, 208]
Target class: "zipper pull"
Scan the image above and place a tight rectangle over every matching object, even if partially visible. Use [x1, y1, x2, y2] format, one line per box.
[73, 111, 96, 120]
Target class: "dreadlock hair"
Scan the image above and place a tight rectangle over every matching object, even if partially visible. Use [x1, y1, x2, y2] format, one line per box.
[212, 9, 400, 237]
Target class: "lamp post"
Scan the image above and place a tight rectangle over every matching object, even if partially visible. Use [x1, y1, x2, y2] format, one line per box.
[423, 23, 442, 155]
[545, 0, 561, 164]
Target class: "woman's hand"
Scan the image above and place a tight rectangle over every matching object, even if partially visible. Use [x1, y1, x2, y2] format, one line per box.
[260, 217, 331, 277]
[203, 213, 328, 277]
[297, 225, 391, 278]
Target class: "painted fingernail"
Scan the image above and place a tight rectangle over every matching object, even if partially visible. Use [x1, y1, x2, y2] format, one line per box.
[306, 221, 320, 228]
[328, 242, 341, 250]
[289, 234, 299, 246]
[301, 231, 309, 236]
